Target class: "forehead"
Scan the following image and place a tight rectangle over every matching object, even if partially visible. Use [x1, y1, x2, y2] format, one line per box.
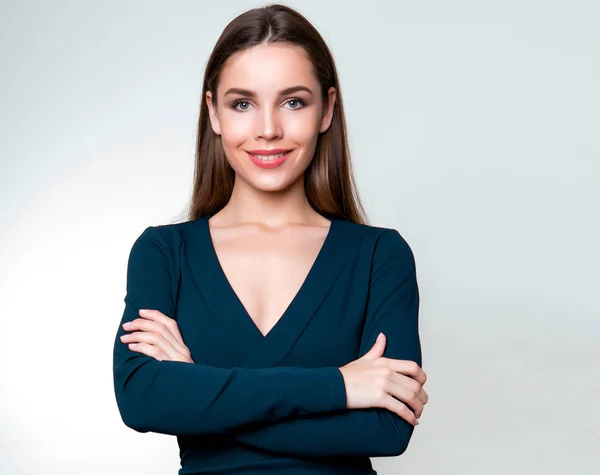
[218, 43, 318, 95]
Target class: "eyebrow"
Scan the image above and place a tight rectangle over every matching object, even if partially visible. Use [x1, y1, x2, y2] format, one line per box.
[223, 86, 314, 98]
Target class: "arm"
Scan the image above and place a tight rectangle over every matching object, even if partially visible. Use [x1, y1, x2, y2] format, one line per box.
[112, 226, 347, 436]
[230, 229, 422, 457]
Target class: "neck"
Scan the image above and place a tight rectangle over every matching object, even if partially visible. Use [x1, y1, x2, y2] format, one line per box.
[214, 175, 324, 228]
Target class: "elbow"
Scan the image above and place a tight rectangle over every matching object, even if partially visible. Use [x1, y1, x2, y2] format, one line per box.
[113, 361, 154, 433]
[115, 389, 151, 433]
[120, 413, 148, 434]
[374, 411, 415, 457]
[121, 414, 149, 434]
[385, 428, 410, 457]
[375, 431, 410, 457]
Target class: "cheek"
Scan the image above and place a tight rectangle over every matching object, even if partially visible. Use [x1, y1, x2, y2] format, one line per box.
[220, 114, 252, 147]
[284, 112, 321, 147]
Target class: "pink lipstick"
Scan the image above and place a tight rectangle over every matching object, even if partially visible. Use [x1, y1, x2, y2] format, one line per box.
[246, 149, 292, 169]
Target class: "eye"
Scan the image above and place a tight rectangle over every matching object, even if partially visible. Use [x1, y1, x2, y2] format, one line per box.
[232, 100, 253, 111]
[284, 98, 305, 110]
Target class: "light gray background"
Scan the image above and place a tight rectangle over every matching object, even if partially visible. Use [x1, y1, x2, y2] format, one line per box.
[1, 0, 598, 474]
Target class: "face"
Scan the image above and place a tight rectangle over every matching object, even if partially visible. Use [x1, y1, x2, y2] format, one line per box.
[206, 42, 336, 192]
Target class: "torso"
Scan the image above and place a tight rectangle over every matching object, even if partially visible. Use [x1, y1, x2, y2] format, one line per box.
[207, 218, 332, 337]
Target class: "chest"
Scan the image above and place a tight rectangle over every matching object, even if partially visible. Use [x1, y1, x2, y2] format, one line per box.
[173, 216, 372, 369]
[211, 229, 327, 337]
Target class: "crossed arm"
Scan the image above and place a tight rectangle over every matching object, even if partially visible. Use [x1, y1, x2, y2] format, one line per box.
[113, 226, 422, 458]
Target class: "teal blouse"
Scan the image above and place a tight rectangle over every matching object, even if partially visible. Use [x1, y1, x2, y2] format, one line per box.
[112, 215, 422, 475]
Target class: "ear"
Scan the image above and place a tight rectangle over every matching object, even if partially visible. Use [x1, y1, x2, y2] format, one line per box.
[206, 90, 222, 135]
[319, 87, 337, 134]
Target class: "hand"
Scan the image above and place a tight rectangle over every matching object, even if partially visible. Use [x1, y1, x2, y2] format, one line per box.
[120, 309, 194, 363]
[339, 333, 428, 427]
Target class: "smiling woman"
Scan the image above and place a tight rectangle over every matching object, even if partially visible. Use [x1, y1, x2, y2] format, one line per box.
[204, 42, 336, 193]
[112, 4, 427, 475]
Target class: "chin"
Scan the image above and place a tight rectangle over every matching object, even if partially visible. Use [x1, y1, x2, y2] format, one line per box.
[242, 173, 302, 193]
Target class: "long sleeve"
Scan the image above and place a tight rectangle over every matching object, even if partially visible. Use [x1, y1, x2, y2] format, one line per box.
[230, 229, 422, 457]
[112, 226, 347, 436]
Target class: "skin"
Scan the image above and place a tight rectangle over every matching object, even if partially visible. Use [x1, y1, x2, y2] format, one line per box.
[120, 42, 429, 426]
[206, 42, 337, 207]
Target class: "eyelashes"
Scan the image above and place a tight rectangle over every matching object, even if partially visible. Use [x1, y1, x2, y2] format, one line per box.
[231, 97, 306, 112]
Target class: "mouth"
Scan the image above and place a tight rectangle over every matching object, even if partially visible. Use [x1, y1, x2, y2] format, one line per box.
[246, 150, 293, 168]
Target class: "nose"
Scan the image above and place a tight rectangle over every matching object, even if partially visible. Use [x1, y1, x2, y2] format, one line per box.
[255, 107, 282, 141]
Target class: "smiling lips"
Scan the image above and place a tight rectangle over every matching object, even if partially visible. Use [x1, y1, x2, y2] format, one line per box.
[246, 148, 292, 169]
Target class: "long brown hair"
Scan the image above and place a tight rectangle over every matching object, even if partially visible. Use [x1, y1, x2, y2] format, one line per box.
[185, 3, 367, 224]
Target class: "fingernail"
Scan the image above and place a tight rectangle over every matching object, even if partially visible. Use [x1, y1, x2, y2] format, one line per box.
[139, 309, 149, 314]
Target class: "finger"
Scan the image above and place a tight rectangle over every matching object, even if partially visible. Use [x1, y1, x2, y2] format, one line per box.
[386, 359, 427, 386]
[121, 331, 181, 361]
[124, 318, 182, 352]
[127, 342, 168, 361]
[124, 317, 189, 358]
[395, 372, 428, 406]
[420, 387, 429, 405]
[121, 331, 178, 359]
[414, 387, 428, 407]
[390, 372, 427, 406]
[382, 395, 418, 426]
[361, 333, 386, 360]
[386, 374, 425, 418]
[138, 309, 185, 344]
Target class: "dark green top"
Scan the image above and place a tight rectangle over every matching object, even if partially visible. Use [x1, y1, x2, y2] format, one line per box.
[112, 215, 422, 475]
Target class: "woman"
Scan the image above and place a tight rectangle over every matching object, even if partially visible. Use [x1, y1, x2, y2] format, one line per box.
[113, 4, 428, 474]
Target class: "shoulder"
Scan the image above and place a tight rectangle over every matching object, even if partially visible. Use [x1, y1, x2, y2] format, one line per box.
[336, 219, 415, 264]
[128, 219, 202, 266]
[133, 218, 202, 246]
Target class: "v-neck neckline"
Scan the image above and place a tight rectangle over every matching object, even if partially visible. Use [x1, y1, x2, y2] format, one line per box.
[202, 215, 338, 340]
